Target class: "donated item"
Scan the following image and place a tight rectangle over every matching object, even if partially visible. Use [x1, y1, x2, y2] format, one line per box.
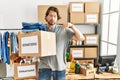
[38, 5, 67, 24]
[10, 53, 22, 63]
[22, 22, 46, 32]
[18, 31, 56, 57]
[69, 60, 75, 73]
[75, 61, 80, 74]
[14, 62, 38, 80]
[71, 39, 77, 45]
[77, 40, 82, 45]
[112, 65, 119, 74]
[66, 51, 70, 62]
[87, 64, 94, 70]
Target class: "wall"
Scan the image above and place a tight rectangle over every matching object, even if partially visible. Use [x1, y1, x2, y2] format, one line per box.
[0, 0, 100, 34]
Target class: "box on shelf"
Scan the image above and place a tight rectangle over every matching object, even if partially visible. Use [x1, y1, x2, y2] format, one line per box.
[85, 2, 100, 13]
[38, 5, 67, 24]
[84, 47, 98, 58]
[70, 12, 85, 24]
[85, 13, 99, 24]
[14, 62, 38, 80]
[70, 48, 84, 59]
[18, 31, 56, 57]
[69, 2, 84, 13]
[84, 34, 99, 45]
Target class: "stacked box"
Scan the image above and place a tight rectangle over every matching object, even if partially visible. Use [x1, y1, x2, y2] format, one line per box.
[70, 48, 84, 59]
[85, 2, 100, 24]
[84, 47, 98, 58]
[85, 2, 100, 13]
[69, 2, 85, 24]
[85, 13, 99, 24]
[84, 34, 99, 46]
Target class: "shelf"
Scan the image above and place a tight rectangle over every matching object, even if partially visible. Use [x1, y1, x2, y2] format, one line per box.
[70, 45, 98, 48]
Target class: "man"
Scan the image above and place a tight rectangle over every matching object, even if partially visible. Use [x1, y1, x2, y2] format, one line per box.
[38, 6, 85, 80]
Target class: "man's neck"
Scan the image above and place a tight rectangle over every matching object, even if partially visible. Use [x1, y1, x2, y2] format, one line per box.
[47, 24, 55, 31]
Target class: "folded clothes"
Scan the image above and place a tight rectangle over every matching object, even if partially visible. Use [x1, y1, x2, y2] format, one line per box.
[22, 29, 39, 33]
[22, 22, 46, 31]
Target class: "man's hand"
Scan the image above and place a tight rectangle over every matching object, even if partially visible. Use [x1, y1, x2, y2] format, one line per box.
[62, 23, 73, 30]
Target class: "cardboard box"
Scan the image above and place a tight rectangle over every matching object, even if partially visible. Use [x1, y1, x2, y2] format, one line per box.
[70, 48, 84, 58]
[85, 2, 100, 13]
[78, 59, 94, 64]
[85, 13, 99, 24]
[38, 5, 67, 24]
[69, 2, 84, 13]
[84, 34, 99, 45]
[84, 47, 97, 58]
[85, 60, 94, 64]
[70, 12, 85, 24]
[80, 67, 95, 76]
[18, 31, 56, 57]
[14, 62, 38, 80]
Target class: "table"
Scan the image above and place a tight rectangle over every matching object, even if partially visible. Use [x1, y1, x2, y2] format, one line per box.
[95, 71, 120, 80]
[66, 71, 120, 80]
[66, 73, 94, 80]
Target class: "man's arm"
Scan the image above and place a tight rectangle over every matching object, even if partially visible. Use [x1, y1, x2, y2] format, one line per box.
[62, 23, 85, 41]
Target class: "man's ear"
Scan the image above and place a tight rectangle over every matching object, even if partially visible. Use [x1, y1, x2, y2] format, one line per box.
[45, 17, 47, 22]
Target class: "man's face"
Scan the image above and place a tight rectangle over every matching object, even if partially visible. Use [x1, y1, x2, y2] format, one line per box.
[46, 11, 57, 25]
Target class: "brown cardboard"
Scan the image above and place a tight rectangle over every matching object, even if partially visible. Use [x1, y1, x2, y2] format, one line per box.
[18, 31, 56, 57]
[38, 5, 67, 24]
[70, 12, 85, 24]
[85, 13, 99, 24]
[84, 34, 99, 45]
[14, 62, 38, 80]
[78, 59, 94, 64]
[80, 67, 95, 76]
[85, 60, 94, 64]
[84, 47, 98, 58]
[69, 2, 84, 13]
[85, 2, 100, 13]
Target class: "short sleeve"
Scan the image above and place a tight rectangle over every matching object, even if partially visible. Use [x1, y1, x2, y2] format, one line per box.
[66, 28, 74, 41]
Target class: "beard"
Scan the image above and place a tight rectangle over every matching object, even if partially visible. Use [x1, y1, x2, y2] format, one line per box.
[48, 21, 55, 25]
[46, 19, 56, 25]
